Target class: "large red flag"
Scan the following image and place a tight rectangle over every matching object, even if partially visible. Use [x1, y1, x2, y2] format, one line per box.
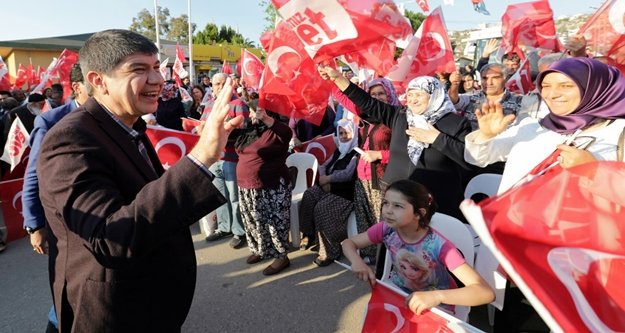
[362, 282, 469, 332]
[578, 0, 625, 74]
[505, 57, 534, 94]
[462, 161, 625, 333]
[258, 20, 334, 125]
[145, 125, 199, 170]
[240, 49, 264, 90]
[172, 43, 188, 87]
[271, 0, 411, 62]
[499, 1, 563, 57]
[0, 178, 27, 242]
[31, 49, 79, 98]
[293, 134, 336, 164]
[387, 7, 456, 94]
[13, 64, 28, 90]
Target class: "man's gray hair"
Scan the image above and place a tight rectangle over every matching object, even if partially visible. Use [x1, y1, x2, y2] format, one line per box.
[479, 62, 507, 78]
[212, 72, 228, 82]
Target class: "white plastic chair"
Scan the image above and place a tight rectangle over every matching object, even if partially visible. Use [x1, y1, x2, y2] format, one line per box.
[463, 173, 502, 200]
[285, 152, 318, 247]
[380, 213, 475, 322]
[463, 173, 503, 326]
[474, 241, 507, 326]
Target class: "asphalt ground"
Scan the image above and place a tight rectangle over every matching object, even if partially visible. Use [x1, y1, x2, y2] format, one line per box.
[0, 224, 490, 332]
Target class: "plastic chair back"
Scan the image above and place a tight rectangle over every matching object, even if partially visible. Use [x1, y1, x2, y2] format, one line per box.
[286, 152, 318, 195]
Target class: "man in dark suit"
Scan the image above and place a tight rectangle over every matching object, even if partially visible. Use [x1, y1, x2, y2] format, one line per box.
[37, 29, 243, 332]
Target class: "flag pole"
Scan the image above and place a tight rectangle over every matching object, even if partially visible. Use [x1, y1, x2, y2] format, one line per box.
[188, 0, 194, 84]
[154, 0, 161, 61]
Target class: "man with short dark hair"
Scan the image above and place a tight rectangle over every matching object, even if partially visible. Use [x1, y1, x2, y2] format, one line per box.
[48, 83, 64, 108]
[37, 29, 242, 332]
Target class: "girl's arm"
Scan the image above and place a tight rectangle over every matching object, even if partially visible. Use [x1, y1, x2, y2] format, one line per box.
[405, 263, 495, 315]
[341, 232, 376, 286]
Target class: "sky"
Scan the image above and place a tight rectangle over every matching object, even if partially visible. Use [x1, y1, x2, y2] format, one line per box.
[1, 0, 606, 45]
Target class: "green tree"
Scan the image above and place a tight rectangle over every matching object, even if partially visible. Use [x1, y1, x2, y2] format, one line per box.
[259, 0, 278, 32]
[193, 22, 255, 47]
[404, 10, 426, 33]
[167, 14, 196, 43]
[193, 22, 219, 44]
[129, 7, 171, 41]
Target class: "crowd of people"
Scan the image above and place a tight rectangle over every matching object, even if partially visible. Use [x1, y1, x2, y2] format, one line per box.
[0, 10, 624, 331]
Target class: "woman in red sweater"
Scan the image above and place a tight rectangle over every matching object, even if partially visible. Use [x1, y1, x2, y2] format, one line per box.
[235, 99, 293, 275]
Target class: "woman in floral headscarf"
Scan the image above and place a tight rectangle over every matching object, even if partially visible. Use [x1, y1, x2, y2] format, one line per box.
[155, 80, 185, 130]
[299, 119, 359, 266]
[320, 67, 475, 221]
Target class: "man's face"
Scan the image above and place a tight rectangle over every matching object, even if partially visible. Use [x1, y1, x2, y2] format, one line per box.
[71, 81, 90, 105]
[503, 58, 520, 74]
[212, 76, 226, 96]
[97, 53, 164, 120]
[51, 90, 63, 105]
[481, 68, 505, 96]
[202, 77, 210, 85]
[12, 90, 25, 102]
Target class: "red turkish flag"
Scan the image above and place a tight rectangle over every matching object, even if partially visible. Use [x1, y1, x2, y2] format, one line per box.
[26, 63, 39, 90]
[461, 161, 625, 333]
[258, 20, 334, 125]
[342, 37, 397, 77]
[499, 0, 563, 57]
[578, 0, 625, 74]
[52, 49, 79, 102]
[271, 0, 411, 62]
[362, 282, 457, 333]
[0, 56, 11, 91]
[0, 178, 27, 242]
[221, 60, 232, 75]
[13, 64, 28, 90]
[240, 49, 264, 90]
[145, 125, 199, 170]
[293, 134, 336, 164]
[172, 43, 188, 87]
[505, 57, 534, 94]
[417, 0, 430, 12]
[388, 7, 455, 94]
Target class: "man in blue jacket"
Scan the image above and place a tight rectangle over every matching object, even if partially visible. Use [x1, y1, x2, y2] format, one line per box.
[21, 64, 88, 333]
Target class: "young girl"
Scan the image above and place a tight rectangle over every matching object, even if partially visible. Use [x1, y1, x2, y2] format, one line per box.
[341, 180, 494, 315]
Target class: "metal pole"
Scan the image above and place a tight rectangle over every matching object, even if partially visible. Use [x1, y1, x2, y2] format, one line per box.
[188, 0, 194, 84]
[154, 0, 161, 61]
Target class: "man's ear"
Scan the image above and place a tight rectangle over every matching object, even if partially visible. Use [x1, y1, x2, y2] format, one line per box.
[86, 71, 107, 95]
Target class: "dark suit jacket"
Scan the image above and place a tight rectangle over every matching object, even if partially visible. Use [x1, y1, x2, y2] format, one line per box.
[38, 98, 226, 333]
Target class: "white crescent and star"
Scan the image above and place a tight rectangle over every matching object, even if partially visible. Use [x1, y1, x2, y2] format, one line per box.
[12, 190, 23, 213]
[266, 46, 301, 79]
[304, 142, 327, 161]
[154, 137, 187, 169]
[423, 32, 447, 62]
[383, 303, 406, 333]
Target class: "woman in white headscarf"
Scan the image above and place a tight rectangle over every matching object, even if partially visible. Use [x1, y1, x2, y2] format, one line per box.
[299, 119, 360, 266]
[320, 67, 476, 221]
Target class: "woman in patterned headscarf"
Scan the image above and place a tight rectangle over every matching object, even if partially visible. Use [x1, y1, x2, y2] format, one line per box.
[299, 119, 360, 266]
[320, 67, 475, 221]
